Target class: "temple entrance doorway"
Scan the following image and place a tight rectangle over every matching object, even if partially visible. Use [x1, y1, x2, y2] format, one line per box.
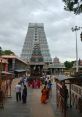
[30, 65, 43, 79]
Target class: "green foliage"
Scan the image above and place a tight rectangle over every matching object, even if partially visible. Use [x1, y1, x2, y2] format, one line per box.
[62, 0, 82, 14]
[63, 0, 74, 11]
[0, 47, 15, 55]
[0, 46, 2, 56]
[64, 61, 74, 69]
[2, 50, 15, 55]
[0, 46, 15, 56]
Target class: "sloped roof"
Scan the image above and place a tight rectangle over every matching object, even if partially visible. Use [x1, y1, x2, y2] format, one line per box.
[2, 55, 27, 65]
[0, 58, 8, 63]
[1, 71, 12, 75]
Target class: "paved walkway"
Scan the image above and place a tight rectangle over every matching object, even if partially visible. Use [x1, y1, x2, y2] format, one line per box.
[30, 89, 54, 117]
[0, 78, 82, 117]
[0, 78, 55, 117]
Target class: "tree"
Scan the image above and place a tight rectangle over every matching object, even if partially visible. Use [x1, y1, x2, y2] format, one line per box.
[62, 0, 82, 14]
[0, 46, 2, 56]
[64, 61, 74, 69]
[2, 50, 15, 55]
[0, 47, 15, 55]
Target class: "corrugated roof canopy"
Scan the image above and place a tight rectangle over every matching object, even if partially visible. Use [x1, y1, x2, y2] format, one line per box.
[55, 75, 82, 84]
[14, 69, 26, 73]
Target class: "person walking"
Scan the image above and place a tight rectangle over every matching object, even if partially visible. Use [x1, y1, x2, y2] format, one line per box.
[47, 80, 52, 97]
[15, 82, 21, 102]
[41, 85, 47, 104]
[64, 85, 69, 109]
[22, 85, 27, 103]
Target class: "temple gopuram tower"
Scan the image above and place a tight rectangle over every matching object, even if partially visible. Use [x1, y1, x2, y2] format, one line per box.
[21, 23, 52, 64]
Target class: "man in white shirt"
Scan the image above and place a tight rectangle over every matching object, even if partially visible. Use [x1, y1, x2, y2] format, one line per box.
[15, 82, 21, 102]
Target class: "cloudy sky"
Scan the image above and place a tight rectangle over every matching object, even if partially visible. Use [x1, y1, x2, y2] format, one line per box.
[0, 0, 82, 62]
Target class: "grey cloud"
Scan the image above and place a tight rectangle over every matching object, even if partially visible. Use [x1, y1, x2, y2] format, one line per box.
[0, 0, 82, 61]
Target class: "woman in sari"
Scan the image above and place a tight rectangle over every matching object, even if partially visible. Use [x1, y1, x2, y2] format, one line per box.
[41, 85, 47, 104]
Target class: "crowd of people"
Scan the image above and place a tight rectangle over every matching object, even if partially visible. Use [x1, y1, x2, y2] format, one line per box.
[15, 75, 53, 104]
[28, 79, 41, 89]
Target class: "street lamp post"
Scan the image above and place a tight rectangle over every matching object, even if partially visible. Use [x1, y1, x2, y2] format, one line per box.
[72, 26, 82, 73]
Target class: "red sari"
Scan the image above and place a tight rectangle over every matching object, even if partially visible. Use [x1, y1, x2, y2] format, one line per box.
[41, 88, 47, 104]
